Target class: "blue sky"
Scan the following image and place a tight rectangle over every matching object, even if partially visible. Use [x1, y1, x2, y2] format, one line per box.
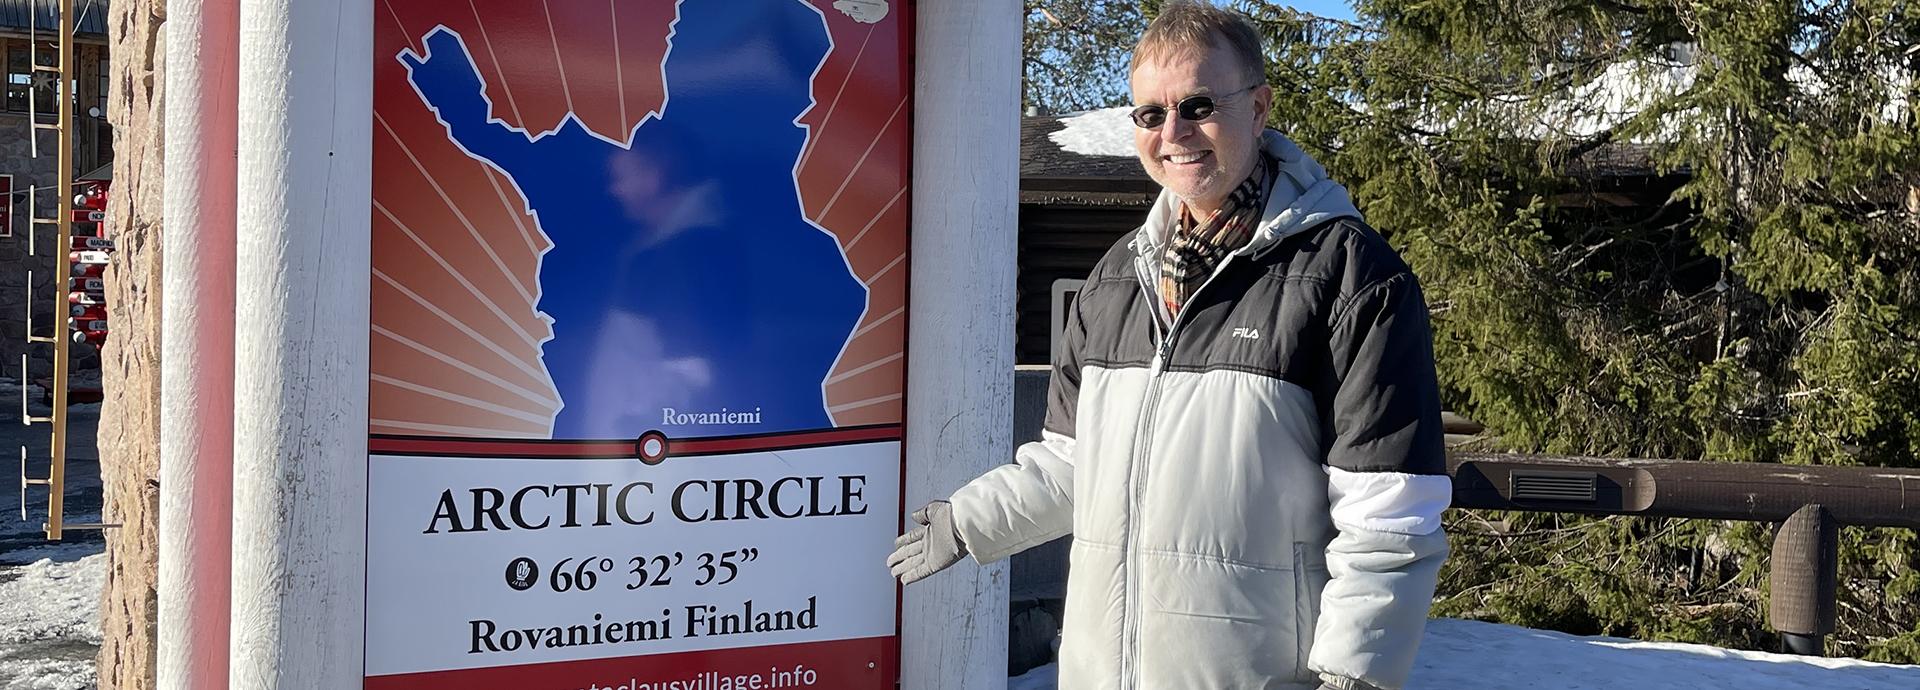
[1274, 0, 1355, 20]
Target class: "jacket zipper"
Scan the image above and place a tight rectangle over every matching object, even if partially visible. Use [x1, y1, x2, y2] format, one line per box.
[1118, 249, 1240, 689]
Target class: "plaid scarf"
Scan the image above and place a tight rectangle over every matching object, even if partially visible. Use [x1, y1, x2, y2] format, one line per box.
[1159, 155, 1274, 318]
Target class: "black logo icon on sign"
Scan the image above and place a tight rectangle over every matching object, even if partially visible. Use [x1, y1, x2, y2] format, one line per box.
[505, 557, 539, 591]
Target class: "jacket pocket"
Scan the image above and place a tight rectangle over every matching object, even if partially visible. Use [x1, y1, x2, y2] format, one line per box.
[1293, 542, 1328, 680]
[1134, 552, 1304, 688]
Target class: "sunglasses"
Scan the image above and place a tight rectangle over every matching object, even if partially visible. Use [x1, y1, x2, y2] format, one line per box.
[1129, 84, 1261, 129]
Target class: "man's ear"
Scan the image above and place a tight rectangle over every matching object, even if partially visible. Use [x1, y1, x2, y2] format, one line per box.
[1252, 83, 1273, 130]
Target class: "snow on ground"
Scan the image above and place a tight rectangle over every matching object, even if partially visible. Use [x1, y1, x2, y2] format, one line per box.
[1411, 618, 1920, 689]
[1011, 617, 1920, 689]
[0, 400, 105, 690]
[0, 543, 101, 569]
[1010, 664, 1059, 690]
[0, 553, 103, 690]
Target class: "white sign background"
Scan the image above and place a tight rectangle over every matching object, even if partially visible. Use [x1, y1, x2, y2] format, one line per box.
[365, 441, 902, 676]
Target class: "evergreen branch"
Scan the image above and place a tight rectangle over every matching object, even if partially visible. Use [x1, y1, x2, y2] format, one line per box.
[1300, 13, 1377, 38]
[1547, 83, 1704, 171]
[1588, 0, 1651, 15]
[1024, 54, 1076, 85]
[1559, 237, 1617, 276]
[1458, 516, 1624, 539]
[1781, 387, 1829, 400]
[1556, 127, 1619, 168]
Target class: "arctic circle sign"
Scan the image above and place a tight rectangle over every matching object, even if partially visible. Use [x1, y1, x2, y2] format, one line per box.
[362, 1, 912, 687]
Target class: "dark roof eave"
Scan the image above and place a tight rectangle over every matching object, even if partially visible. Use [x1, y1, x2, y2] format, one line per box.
[1019, 190, 1157, 208]
[0, 0, 111, 40]
[1021, 174, 1157, 194]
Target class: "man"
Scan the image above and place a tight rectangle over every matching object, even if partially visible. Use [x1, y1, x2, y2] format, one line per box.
[887, 3, 1451, 689]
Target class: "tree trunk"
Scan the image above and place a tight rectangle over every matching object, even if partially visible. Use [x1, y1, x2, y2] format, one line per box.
[98, 1, 166, 688]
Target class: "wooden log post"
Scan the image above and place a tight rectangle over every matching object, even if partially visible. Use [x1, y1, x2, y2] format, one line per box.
[1769, 504, 1838, 656]
[228, 0, 372, 686]
[902, 0, 1020, 687]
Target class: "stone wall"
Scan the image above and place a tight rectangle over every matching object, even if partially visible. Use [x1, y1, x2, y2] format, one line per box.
[96, 1, 164, 688]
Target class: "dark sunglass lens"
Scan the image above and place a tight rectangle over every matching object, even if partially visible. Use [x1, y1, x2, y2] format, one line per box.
[1178, 96, 1216, 121]
[1131, 105, 1168, 128]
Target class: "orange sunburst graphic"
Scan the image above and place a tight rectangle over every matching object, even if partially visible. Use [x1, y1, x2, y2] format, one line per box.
[369, 0, 910, 438]
[801, 0, 911, 428]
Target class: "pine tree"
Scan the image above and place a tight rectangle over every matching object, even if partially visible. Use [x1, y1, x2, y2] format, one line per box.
[1236, 0, 1920, 660]
[1023, 1, 1160, 110]
[1020, 0, 1919, 660]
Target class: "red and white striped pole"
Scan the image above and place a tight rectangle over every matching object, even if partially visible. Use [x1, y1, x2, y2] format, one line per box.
[159, 0, 239, 686]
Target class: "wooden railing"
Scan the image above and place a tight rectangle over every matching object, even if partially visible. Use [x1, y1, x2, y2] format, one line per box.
[1447, 451, 1920, 655]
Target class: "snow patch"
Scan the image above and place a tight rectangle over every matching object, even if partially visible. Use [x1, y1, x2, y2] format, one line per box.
[1526, 58, 1697, 141]
[1009, 663, 1058, 690]
[1413, 618, 1920, 689]
[0, 543, 102, 567]
[831, 0, 888, 24]
[1049, 107, 1138, 158]
[0, 555, 104, 645]
[1007, 617, 1920, 689]
[0, 553, 103, 690]
[1421, 50, 1910, 144]
[0, 657, 95, 690]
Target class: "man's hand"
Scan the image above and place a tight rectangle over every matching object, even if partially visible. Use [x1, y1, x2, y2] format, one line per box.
[1318, 675, 1388, 690]
[887, 501, 967, 584]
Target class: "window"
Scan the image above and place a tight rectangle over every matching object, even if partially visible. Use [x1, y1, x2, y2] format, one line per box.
[6, 41, 61, 116]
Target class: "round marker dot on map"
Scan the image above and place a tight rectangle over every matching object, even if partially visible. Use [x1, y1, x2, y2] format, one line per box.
[636, 431, 670, 465]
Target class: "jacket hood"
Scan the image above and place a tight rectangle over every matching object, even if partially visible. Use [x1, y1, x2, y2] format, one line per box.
[1132, 129, 1361, 260]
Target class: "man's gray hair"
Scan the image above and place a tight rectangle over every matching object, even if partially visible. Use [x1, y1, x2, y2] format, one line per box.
[1129, 2, 1267, 88]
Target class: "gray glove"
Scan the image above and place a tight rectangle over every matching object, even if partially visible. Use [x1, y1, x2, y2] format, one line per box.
[1318, 676, 1388, 690]
[887, 500, 967, 584]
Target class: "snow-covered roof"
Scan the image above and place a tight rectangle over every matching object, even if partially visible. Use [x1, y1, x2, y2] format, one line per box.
[1039, 46, 1912, 164]
[1026, 104, 1668, 188]
[1020, 114, 1159, 206]
[1046, 107, 1138, 159]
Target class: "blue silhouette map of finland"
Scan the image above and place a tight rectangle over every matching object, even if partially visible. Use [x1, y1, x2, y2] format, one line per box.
[401, 0, 867, 440]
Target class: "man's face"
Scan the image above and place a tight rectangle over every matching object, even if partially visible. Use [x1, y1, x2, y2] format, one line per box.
[1130, 43, 1271, 214]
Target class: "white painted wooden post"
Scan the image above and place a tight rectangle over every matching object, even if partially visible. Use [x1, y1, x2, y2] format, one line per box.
[903, 0, 1021, 687]
[229, 0, 372, 686]
[159, 0, 238, 686]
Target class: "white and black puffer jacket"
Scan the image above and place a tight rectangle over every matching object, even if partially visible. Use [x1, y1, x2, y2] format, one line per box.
[949, 130, 1451, 690]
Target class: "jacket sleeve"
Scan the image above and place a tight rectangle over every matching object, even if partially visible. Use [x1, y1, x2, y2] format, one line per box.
[1308, 271, 1452, 690]
[943, 285, 1086, 563]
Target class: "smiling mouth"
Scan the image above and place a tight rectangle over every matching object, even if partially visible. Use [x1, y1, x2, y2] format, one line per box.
[1163, 151, 1210, 165]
